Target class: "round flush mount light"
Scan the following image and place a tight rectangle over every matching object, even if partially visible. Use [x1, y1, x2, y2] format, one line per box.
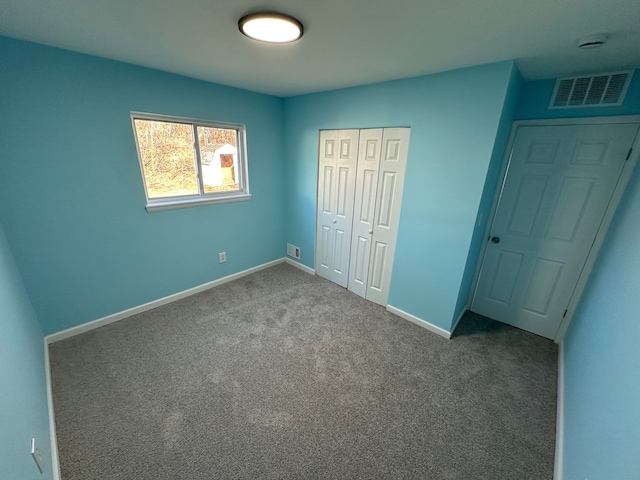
[238, 12, 303, 44]
[577, 33, 608, 49]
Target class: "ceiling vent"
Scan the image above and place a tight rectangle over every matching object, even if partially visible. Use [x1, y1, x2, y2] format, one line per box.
[549, 71, 633, 109]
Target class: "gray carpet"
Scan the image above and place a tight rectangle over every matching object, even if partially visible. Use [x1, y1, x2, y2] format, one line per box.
[50, 263, 557, 479]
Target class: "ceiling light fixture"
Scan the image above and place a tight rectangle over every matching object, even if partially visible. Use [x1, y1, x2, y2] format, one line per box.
[577, 33, 608, 49]
[238, 12, 303, 44]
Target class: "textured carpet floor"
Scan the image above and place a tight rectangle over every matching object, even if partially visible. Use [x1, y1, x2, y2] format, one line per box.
[50, 263, 557, 479]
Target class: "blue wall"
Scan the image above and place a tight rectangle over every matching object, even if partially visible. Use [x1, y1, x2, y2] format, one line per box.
[562, 160, 640, 480]
[0, 222, 53, 480]
[453, 66, 522, 328]
[284, 61, 514, 331]
[0, 37, 286, 334]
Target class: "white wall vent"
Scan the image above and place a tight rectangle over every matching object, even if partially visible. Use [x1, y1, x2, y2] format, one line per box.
[549, 71, 633, 109]
[287, 243, 300, 259]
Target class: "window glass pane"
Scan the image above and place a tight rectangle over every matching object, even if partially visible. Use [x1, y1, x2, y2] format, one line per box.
[197, 126, 239, 193]
[134, 119, 198, 198]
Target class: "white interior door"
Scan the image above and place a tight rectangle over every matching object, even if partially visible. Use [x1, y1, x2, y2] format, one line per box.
[316, 129, 359, 287]
[472, 123, 639, 338]
[365, 128, 411, 306]
[348, 129, 383, 298]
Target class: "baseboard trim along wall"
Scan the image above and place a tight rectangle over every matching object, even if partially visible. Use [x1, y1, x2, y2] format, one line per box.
[45, 257, 300, 344]
[386, 305, 452, 339]
[284, 257, 316, 275]
[44, 339, 62, 480]
[554, 341, 565, 480]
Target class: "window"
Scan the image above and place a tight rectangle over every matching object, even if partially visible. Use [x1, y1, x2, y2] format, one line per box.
[131, 112, 250, 211]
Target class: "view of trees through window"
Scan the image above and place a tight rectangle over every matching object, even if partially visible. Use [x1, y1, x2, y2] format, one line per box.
[134, 119, 238, 199]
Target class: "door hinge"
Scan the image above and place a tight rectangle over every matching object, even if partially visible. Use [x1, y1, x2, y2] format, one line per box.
[563, 309, 568, 318]
[626, 148, 633, 161]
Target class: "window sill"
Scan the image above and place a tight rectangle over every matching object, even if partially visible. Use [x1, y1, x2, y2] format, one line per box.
[145, 193, 252, 212]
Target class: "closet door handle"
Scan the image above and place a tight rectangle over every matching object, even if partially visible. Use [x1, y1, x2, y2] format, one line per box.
[491, 236, 501, 244]
[369, 230, 373, 234]
[333, 219, 337, 224]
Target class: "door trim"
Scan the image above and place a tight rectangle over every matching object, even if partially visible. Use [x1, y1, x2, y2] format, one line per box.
[468, 115, 640, 343]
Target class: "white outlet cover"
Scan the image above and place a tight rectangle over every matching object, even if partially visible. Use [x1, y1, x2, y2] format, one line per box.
[31, 438, 44, 473]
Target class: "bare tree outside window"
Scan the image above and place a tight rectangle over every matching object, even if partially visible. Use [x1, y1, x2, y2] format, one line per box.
[134, 120, 198, 198]
[131, 113, 249, 211]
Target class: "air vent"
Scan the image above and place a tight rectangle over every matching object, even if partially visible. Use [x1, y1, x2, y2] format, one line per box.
[549, 71, 633, 109]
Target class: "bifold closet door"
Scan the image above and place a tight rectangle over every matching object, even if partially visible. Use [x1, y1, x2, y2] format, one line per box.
[348, 129, 383, 298]
[316, 127, 410, 305]
[360, 128, 411, 306]
[316, 129, 359, 287]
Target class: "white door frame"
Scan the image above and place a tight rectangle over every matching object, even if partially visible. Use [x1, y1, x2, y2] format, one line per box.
[468, 115, 640, 343]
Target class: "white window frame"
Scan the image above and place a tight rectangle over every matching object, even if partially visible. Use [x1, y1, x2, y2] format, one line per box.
[130, 112, 251, 212]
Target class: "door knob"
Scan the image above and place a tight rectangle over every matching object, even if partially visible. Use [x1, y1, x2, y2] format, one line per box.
[333, 219, 337, 224]
[491, 236, 501, 244]
[369, 230, 373, 234]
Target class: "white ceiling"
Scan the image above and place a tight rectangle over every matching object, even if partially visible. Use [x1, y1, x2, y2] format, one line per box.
[1, 0, 639, 97]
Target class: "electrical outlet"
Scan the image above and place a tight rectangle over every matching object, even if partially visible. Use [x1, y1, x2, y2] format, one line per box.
[219, 252, 226, 263]
[287, 243, 301, 259]
[31, 438, 43, 474]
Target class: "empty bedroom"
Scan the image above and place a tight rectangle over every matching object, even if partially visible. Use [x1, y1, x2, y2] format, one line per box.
[1, 0, 639, 479]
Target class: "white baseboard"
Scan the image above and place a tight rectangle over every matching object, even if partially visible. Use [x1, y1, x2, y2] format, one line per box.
[46, 258, 286, 344]
[386, 305, 452, 339]
[284, 257, 316, 275]
[554, 341, 564, 480]
[44, 338, 62, 480]
[450, 304, 468, 335]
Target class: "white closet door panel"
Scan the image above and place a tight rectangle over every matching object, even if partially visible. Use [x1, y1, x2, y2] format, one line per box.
[318, 224, 332, 270]
[366, 128, 411, 305]
[348, 129, 383, 297]
[369, 241, 388, 291]
[316, 130, 338, 282]
[351, 236, 370, 290]
[316, 129, 359, 287]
